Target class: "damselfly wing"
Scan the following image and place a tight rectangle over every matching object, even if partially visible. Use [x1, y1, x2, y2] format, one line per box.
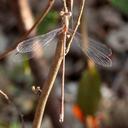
[73, 32, 112, 67]
[13, 28, 62, 62]
[16, 28, 62, 53]
[15, 28, 112, 67]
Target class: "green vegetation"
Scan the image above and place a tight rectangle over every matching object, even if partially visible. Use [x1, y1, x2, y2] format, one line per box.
[37, 11, 58, 34]
[77, 67, 101, 116]
[111, 0, 128, 14]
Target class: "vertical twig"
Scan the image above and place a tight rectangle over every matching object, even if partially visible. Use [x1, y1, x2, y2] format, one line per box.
[80, 5, 89, 55]
[80, 6, 95, 68]
[66, 0, 74, 12]
[66, 0, 86, 54]
[66, 0, 74, 28]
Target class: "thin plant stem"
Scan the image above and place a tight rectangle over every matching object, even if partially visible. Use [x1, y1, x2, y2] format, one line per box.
[0, 0, 55, 60]
[0, 90, 24, 128]
[80, 6, 89, 53]
[80, 7, 94, 69]
[66, 0, 86, 54]
[66, 0, 74, 12]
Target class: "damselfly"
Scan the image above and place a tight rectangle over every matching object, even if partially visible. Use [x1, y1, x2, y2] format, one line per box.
[15, 27, 112, 67]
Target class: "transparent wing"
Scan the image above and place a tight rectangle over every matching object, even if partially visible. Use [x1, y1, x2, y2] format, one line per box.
[86, 44, 112, 67]
[89, 38, 112, 56]
[10, 50, 34, 63]
[12, 28, 62, 62]
[16, 28, 62, 53]
[73, 32, 112, 67]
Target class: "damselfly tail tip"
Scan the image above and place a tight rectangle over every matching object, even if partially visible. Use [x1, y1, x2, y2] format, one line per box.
[59, 114, 64, 123]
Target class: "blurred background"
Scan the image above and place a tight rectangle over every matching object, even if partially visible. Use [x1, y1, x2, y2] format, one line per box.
[0, 0, 128, 128]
